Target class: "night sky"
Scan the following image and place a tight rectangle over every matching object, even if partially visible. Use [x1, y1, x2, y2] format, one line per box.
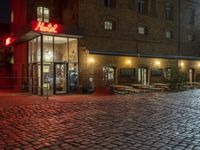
[0, 0, 10, 23]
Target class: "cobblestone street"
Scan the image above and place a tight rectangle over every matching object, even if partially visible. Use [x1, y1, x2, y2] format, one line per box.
[1, 90, 200, 150]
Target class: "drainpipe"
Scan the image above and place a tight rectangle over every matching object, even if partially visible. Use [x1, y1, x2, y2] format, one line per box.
[178, 0, 181, 67]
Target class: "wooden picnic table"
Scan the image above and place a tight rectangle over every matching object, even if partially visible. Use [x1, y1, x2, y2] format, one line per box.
[187, 82, 200, 85]
[187, 82, 200, 89]
[131, 84, 153, 89]
[151, 83, 170, 91]
[112, 85, 147, 94]
[151, 83, 169, 86]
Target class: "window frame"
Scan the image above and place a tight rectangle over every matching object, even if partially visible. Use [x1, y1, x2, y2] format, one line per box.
[104, 20, 116, 31]
[187, 34, 194, 42]
[138, 0, 145, 14]
[138, 26, 147, 35]
[188, 7, 195, 25]
[165, 30, 173, 39]
[165, 2, 173, 20]
[37, 6, 50, 22]
[104, 0, 116, 8]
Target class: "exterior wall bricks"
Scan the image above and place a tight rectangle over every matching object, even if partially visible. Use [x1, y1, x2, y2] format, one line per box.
[9, 0, 200, 93]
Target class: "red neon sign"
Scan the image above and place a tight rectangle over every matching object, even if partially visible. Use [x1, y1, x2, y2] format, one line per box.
[32, 21, 62, 33]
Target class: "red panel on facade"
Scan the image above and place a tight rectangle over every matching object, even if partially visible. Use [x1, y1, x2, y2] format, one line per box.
[11, 0, 27, 34]
[13, 43, 28, 91]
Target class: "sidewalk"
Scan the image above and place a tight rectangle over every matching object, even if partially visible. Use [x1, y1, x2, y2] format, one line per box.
[0, 89, 118, 106]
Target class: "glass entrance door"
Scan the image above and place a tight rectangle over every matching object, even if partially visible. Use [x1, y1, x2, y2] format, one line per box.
[54, 63, 67, 94]
[138, 68, 148, 85]
[189, 68, 195, 82]
[31, 64, 41, 95]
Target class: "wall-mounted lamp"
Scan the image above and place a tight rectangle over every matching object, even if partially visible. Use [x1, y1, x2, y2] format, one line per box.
[127, 60, 131, 65]
[180, 62, 184, 67]
[155, 61, 161, 65]
[88, 58, 95, 63]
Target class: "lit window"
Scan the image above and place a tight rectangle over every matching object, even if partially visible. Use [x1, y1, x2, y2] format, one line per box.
[188, 8, 195, 25]
[188, 34, 193, 41]
[105, 0, 116, 8]
[138, 0, 148, 15]
[165, 2, 173, 20]
[165, 30, 173, 39]
[138, 26, 145, 35]
[164, 68, 171, 79]
[104, 21, 113, 30]
[37, 7, 49, 22]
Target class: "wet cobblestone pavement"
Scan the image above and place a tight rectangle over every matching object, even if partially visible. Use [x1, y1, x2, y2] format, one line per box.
[1, 90, 200, 149]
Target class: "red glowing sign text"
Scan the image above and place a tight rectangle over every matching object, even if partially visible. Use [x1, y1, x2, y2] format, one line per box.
[33, 21, 60, 33]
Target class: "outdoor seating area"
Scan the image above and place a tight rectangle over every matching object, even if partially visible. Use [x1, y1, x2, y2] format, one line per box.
[186, 82, 200, 89]
[112, 83, 169, 95]
[112, 82, 200, 95]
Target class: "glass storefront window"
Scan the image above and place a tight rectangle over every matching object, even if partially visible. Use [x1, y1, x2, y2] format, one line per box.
[28, 40, 32, 63]
[55, 63, 67, 93]
[54, 37, 68, 62]
[103, 67, 115, 86]
[43, 63, 53, 95]
[69, 38, 78, 62]
[29, 37, 41, 63]
[43, 36, 53, 62]
[69, 63, 78, 92]
[28, 35, 78, 95]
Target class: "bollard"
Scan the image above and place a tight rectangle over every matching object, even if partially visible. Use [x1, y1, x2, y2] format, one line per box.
[46, 76, 49, 100]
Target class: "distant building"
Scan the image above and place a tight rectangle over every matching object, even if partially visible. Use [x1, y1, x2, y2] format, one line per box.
[6, 0, 200, 95]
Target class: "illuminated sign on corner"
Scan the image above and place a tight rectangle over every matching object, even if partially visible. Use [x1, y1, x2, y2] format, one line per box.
[32, 21, 62, 33]
[4, 36, 15, 47]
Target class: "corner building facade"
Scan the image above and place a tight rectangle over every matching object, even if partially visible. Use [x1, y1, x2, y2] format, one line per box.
[10, 0, 200, 95]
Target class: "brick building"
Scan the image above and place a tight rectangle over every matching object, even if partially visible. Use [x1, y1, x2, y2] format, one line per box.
[8, 0, 200, 95]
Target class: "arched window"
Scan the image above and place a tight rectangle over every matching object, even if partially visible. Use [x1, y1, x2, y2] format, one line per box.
[37, 7, 50, 22]
[188, 8, 195, 25]
[138, 0, 148, 15]
[104, 21, 116, 30]
[165, 2, 173, 20]
[137, 25, 148, 35]
[165, 30, 173, 39]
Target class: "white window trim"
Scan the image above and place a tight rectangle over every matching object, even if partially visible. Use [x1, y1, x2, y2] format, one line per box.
[138, 26, 145, 35]
[165, 30, 173, 39]
[104, 21, 113, 30]
[37, 7, 50, 22]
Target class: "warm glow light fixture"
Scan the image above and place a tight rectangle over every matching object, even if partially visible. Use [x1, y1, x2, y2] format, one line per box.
[155, 61, 161, 65]
[127, 60, 131, 65]
[180, 62, 184, 67]
[89, 58, 95, 63]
